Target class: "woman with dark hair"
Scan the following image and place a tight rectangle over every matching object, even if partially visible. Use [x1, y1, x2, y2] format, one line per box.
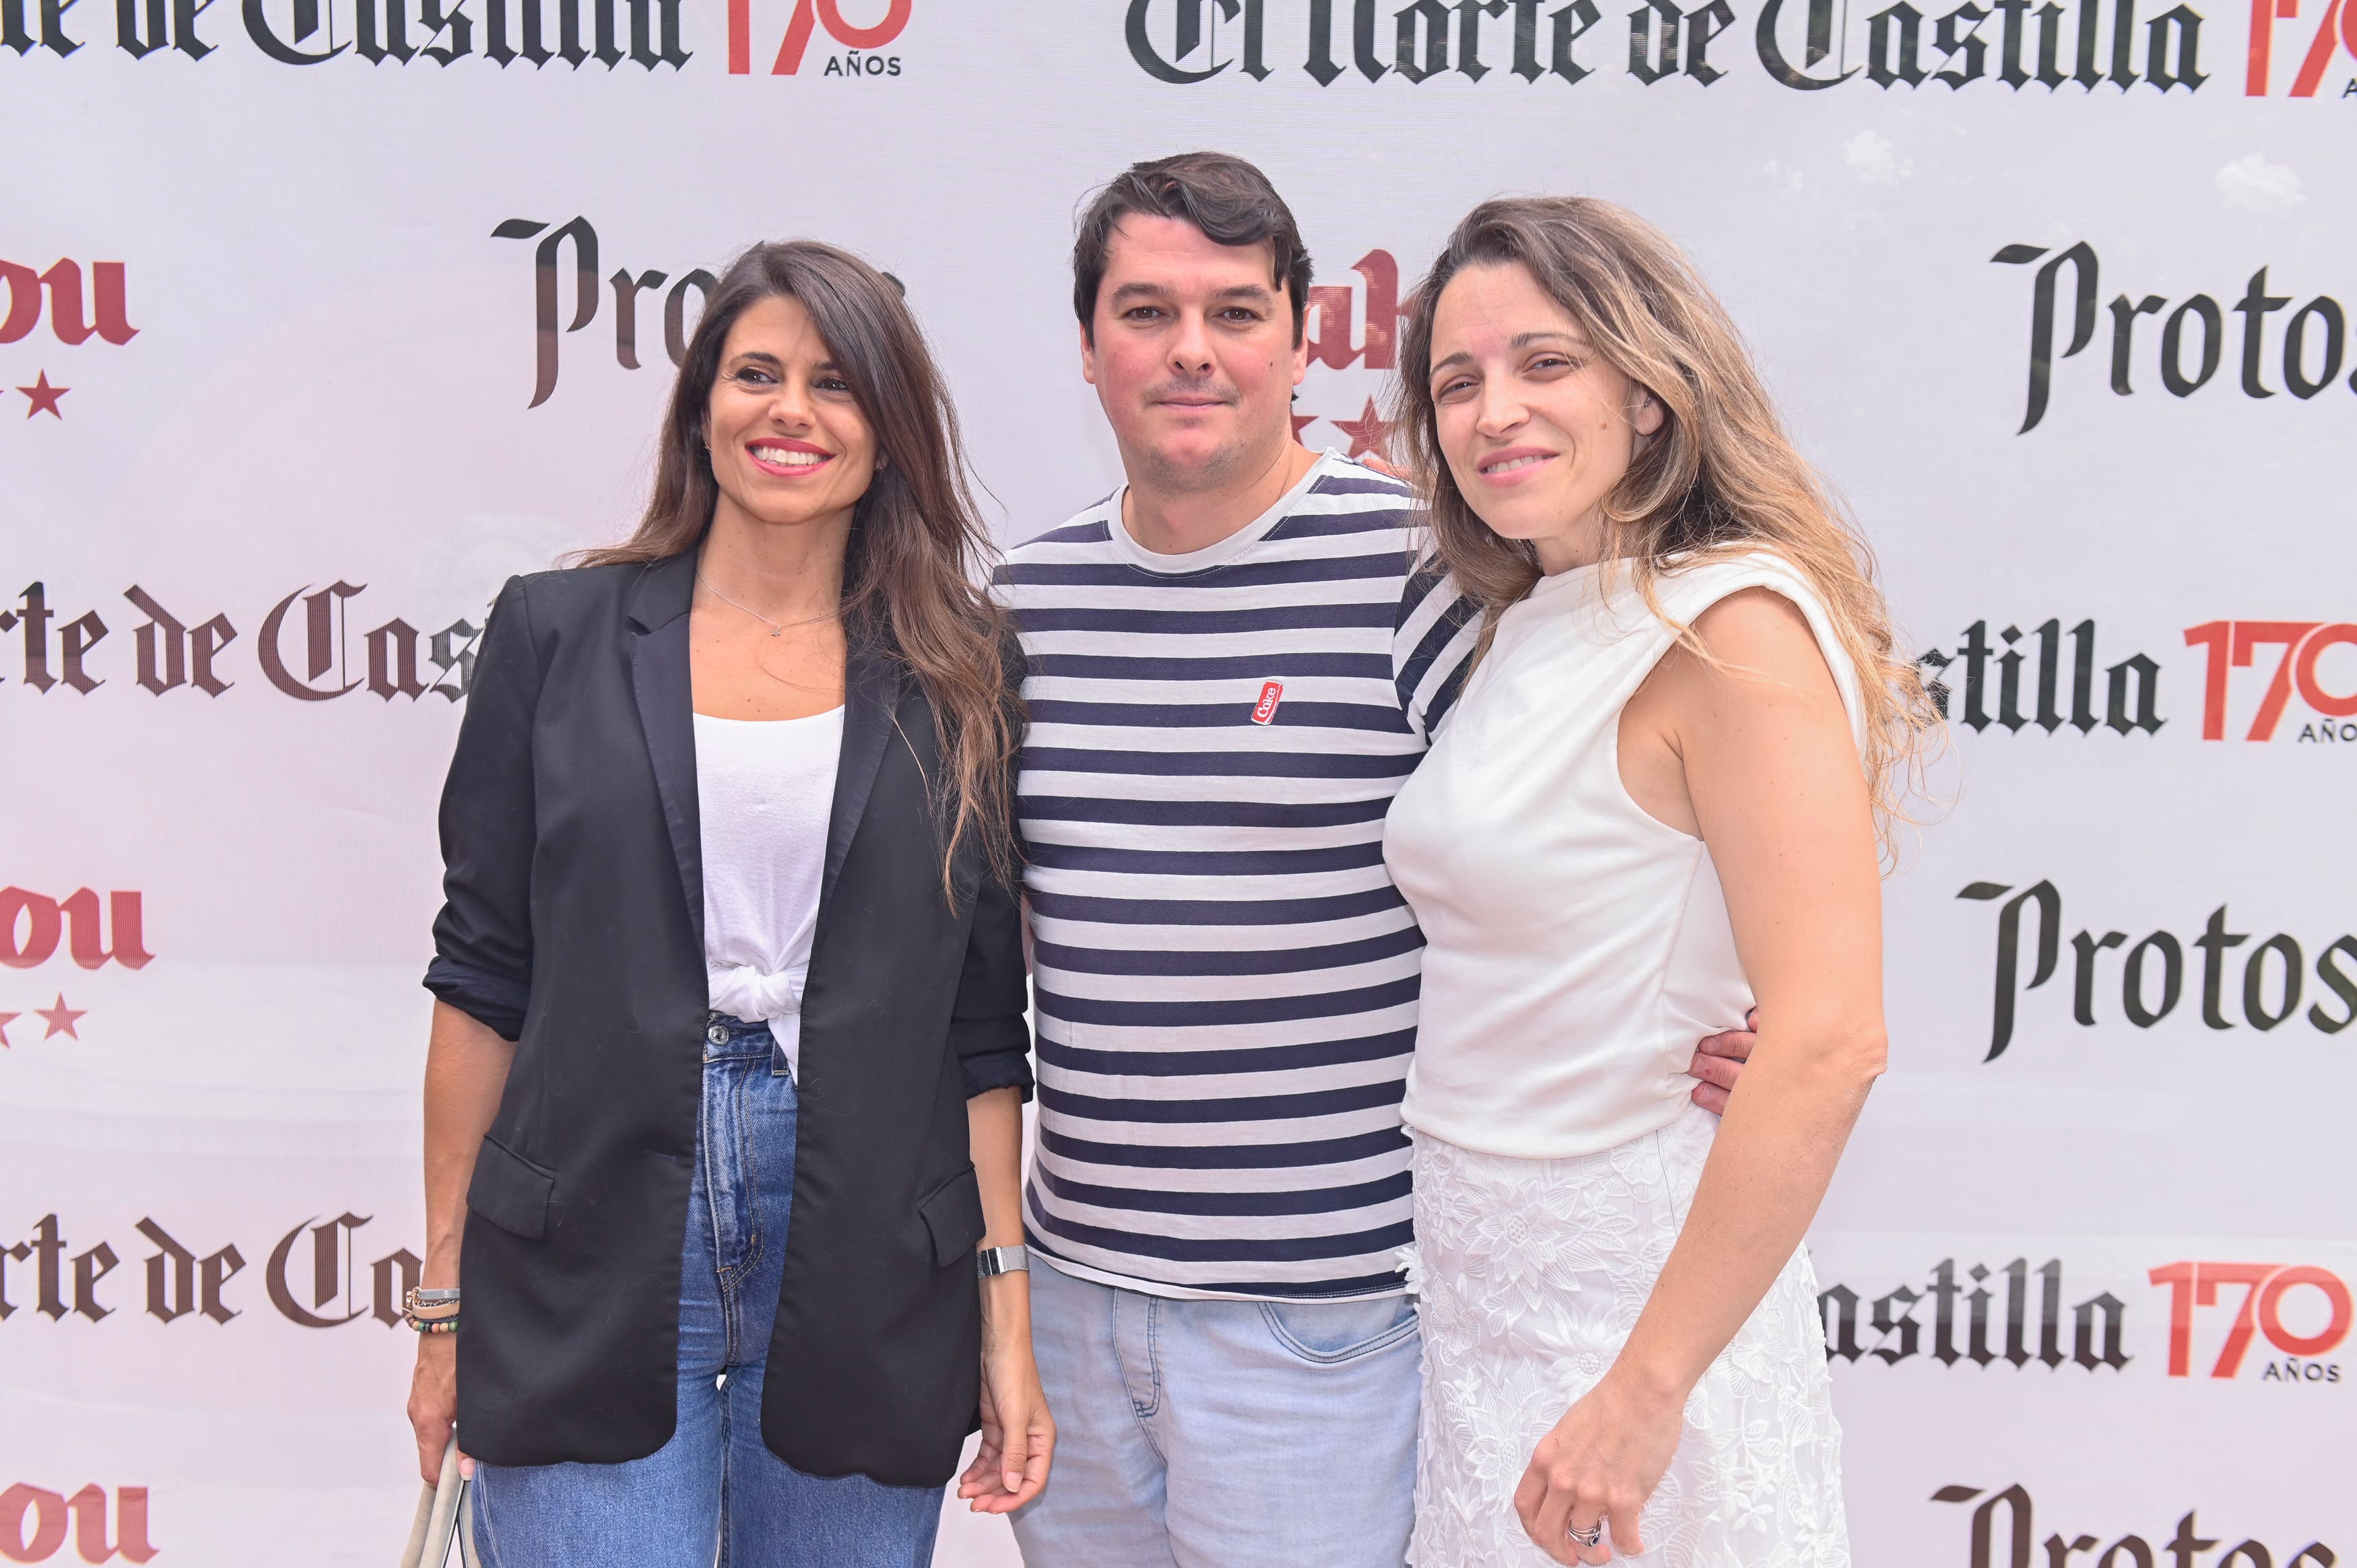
[401, 239, 1052, 1566]
[1384, 198, 1941, 1565]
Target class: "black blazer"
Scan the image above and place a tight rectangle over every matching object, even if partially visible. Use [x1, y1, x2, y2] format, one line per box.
[424, 549, 1031, 1487]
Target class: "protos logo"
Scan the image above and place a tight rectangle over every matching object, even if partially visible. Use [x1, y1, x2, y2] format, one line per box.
[1933, 1485, 2335, 1568]
[1993, 242, 2352, 433]
[1958, 881, 2357, 1059]
[727, 0, 908, 75]
[492, 217, 715, 408]
[2149, 1262, 2352, 1381]
[2246, 0, 2357, 95]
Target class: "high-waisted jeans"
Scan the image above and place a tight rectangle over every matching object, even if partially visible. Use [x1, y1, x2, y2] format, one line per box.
[469, 1015, 944, 1568]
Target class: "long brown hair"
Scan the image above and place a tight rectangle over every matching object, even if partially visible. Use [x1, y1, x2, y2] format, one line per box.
[1393, 197, 1940, 852]
[574, 240, 1020, 895]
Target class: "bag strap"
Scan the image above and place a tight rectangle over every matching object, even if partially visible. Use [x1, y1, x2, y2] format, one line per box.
[397, 1438, 477, 1568]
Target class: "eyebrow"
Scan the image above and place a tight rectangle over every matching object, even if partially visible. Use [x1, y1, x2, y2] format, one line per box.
[1107, 281, 1277, 308]
[1430, 330, 1589, 374]
[725, 351, 842, 374]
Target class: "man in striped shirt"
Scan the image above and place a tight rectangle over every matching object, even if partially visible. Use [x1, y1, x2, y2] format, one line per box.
[999, 153, 1752, 1567]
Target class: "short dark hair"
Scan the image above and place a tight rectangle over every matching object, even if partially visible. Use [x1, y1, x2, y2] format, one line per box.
[1072, 151, 1313, 345]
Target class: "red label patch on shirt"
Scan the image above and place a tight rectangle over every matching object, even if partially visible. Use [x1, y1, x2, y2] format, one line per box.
[1251, 680, 1285, 725]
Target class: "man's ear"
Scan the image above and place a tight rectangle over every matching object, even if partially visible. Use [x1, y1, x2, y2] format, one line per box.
[1080, 320, 1098, 387]
[1291, 315, 1310, 388]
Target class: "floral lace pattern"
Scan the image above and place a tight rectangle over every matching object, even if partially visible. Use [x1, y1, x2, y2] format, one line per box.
[1405, 1106, 1850, 1567]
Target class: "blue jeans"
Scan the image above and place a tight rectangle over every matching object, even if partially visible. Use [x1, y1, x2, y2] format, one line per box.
[1009, 1260, 1422, 1568]
[470, 1015, 944, 1568]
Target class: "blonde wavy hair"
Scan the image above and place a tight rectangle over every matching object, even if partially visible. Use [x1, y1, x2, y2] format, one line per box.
[1393, 196, 1939, 853]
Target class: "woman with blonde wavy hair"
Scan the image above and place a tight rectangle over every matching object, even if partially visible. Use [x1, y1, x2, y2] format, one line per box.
[1382, 197, 1937, 1565]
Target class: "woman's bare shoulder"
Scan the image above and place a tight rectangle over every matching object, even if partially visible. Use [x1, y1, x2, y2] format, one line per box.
[1673, 586, 1838, 696]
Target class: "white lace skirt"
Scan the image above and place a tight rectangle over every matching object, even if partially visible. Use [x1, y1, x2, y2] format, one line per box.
[1405, 1104, 1850, 1567]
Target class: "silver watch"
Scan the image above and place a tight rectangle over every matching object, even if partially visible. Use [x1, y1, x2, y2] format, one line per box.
[975, 1244, 1029, 1279]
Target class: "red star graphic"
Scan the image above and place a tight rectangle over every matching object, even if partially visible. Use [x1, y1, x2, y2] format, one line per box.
[0, 1013, 17, 1047]
[36, 994, 86, 1039]
[1330, 397, 1391, 461]
[1290, 411, 1320, 442]
[19, 372, 68, 419]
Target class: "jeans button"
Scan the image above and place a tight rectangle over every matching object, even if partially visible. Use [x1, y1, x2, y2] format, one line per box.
[707, 1022, 729, 1045]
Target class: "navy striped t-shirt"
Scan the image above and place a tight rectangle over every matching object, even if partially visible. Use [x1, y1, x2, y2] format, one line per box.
[996, 452, 1480, 1300]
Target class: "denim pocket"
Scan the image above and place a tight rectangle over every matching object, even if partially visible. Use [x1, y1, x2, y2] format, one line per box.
[1258, 1293, 1420, 1365]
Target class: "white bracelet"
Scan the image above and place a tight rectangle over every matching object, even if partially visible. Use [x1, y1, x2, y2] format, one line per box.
[976, 1245, 1028, 1279]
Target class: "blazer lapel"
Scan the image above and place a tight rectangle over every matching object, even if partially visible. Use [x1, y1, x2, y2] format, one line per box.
[822, 638, 900, 917]
[627, 553, 704, 949]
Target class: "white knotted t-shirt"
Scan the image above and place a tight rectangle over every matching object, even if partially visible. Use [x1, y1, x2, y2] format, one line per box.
[693, 706, 843, 1078]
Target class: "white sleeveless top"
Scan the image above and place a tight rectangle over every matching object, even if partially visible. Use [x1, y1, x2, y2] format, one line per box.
[694, 706, 844, 1079]
[1386, 552, 1865, 1161]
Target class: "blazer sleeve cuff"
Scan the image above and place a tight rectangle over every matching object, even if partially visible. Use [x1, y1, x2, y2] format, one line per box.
[953, 1015, 1034, 1103]
[424, 956, 529, 1042]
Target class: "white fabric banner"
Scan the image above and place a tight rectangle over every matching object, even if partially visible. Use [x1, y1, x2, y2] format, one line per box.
[3, 1, 2351, 1561]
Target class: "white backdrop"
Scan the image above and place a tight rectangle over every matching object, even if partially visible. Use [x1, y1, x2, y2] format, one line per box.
[3, 1, 2353, 1562]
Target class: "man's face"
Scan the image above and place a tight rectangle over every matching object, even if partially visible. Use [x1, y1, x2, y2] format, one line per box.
[1083, 214, 1308, 494]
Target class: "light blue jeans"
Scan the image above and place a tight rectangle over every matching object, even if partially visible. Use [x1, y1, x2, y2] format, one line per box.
[1010, 1259, 1422, 1567]
[469, 1015, 943, 1568]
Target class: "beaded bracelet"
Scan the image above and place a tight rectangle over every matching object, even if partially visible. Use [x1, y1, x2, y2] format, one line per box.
[405, 1286, 462, 1335]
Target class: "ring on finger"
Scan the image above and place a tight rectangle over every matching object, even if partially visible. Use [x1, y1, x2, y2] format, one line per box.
[1569, 1521, 1603, 1548]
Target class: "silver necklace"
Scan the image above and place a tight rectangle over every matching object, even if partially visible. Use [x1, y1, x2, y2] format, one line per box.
[696, 572, 838, 638]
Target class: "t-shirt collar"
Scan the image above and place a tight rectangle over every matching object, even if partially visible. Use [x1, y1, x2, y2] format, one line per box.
[1104, 448, 1343, 576]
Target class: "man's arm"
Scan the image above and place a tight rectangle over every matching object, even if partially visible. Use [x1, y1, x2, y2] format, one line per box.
[1689, 1010, 1758, 1114]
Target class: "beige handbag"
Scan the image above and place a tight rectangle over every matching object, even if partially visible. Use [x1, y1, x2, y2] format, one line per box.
[397, 1438, 482, 1568]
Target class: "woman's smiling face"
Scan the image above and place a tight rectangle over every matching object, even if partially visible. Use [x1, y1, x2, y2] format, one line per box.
[704, 293, 879, 533]
[1427, 260, 1661, 575]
